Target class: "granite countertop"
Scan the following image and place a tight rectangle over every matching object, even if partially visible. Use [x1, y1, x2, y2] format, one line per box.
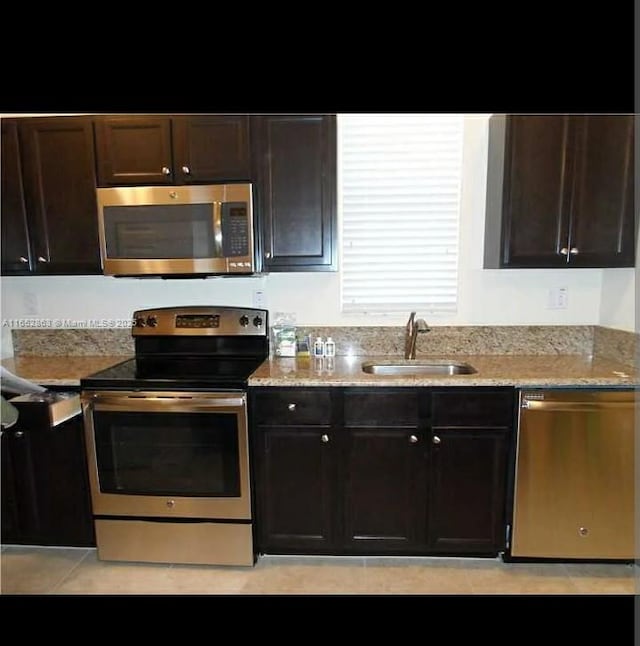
[1, 356, 132, 387]
[2, 352, 636, 389]
[248, 354, 638, 388]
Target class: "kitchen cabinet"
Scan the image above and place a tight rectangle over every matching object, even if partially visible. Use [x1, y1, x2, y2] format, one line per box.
[1, 117, 101, 275]
[251, 115, 337, 272]
[427, 391, 512, 553]
[252, 390, 337, 552]
[0, 398, 95, 547]
[485, 114, 635, 268]
[94, 115, 251, 186]
[1, 120, 31, 274]
[251, 387, 514, 556]
[342, 390, 426, 552]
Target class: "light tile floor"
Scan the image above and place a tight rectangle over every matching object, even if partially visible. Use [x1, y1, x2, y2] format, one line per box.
[0, 546, 636, 595]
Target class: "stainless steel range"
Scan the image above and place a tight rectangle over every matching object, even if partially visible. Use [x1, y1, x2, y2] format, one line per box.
[80, 306, 268, 566]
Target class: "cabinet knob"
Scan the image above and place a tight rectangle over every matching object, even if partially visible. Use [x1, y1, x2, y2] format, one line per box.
[409, 435, 419, 444]
[569, 247, 579, 255]
[14, 431, 24, 438]
[166, 500, 175, 508]
[19, 256, 28, 263]
[287, 403, 296, 411]
[37, 256, 48, 263]
[161, 166, 171, 175]
[432, 435, 441, 445]
[578, 526, 589, 536]
[321, 434, 330, 443]
[560, 247, 569, 256]
[265, 252, 272, 259]
[181, 165, 191, 175]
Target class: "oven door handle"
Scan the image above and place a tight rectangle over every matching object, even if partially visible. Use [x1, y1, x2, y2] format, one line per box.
[87, 394, 246, 413]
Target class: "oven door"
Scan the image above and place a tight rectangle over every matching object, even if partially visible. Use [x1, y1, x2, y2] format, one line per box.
[81, 390, 251, 519]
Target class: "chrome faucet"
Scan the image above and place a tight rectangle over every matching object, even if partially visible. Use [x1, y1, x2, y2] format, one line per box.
[405, 311, 430, 360]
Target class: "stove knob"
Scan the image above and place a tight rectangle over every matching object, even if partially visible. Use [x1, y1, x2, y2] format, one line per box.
[147, 315, 158, 328]
[239, 315, 249, 327]
[135, 316, 146, 327]
[253, 316, 263, 328]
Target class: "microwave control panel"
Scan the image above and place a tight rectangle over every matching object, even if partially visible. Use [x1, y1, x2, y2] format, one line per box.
[221, 202, 250, 257]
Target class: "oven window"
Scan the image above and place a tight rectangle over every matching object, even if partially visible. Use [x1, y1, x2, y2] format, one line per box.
[103, 204, 216, 259]
[93, 411, 240, 497]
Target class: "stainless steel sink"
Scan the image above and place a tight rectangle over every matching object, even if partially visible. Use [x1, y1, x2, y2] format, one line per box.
[361, 359, 477, 376]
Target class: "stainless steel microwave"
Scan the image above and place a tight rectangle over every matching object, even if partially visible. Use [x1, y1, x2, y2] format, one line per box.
[97, 183, 255, 276]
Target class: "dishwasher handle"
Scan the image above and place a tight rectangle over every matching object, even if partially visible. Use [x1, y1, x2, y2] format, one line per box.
[521, 399, 634, 412]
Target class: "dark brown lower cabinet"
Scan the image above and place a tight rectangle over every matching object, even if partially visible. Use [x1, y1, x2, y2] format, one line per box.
[0, 402, 95, 547]
[253, 426, 337, 553]
[427, 427, 509, 553]
[343, 428, 426, 552]
[252, 387, 514, 557]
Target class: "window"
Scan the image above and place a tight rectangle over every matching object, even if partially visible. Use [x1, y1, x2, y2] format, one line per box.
[340, 114, 464, 314]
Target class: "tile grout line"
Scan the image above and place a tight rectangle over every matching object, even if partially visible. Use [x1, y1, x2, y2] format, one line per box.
[49, 548, 94, 594]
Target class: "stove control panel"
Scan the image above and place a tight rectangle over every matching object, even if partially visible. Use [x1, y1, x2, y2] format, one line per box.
[132, 306, 268, 337]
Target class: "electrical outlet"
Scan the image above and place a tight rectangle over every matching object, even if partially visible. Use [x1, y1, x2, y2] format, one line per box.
[23, 292, 39, 315]
[252, 290, 267, 309]
[547, 287, 568, 310]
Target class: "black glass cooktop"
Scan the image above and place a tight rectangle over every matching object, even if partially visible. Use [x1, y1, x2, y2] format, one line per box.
[81, 355, 265, 391]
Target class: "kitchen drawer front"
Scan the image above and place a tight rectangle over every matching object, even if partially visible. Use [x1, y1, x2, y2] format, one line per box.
[343, 389, 419, 427]
[431, 389, 514, 427]
[253, 389, 332, 426]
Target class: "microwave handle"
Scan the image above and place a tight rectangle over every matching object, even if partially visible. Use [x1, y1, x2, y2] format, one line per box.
[213, 201, 223, 258]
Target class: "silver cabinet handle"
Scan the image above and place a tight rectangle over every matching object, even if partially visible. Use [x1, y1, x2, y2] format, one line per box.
[570, 247, 579, 255]
[560, 248, 569, 256]
[166, 500, 175, 508]
[409, 435, 419, 444]
[14, 431, 24, 438]
[19, 256, 28, 263]
[161, 166, 171, 175]
[432, 435, 441, 445]
[579, 526, 588, 536]
[181, 165, 191, 174]
[287, 403, 296, 411]
[321, 434, 330, 443]
[37, 256, 48, 263]
[265, 252, 272, 259]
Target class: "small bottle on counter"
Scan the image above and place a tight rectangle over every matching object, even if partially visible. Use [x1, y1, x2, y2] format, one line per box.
[313, 337, 325, 357]
[324, 337, 336, 357]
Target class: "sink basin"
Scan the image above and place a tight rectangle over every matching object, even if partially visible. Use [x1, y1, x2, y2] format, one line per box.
[361, 359, 477, 376]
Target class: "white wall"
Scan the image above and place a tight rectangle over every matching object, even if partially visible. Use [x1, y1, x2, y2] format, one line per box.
[1, 114, 634, 357]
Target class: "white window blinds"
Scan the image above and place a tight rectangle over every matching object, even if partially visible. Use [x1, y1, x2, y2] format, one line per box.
[340, 114, 463, 314]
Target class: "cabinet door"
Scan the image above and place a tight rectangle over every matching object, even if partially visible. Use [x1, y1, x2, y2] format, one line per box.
[19, 117, 102, 274]
[172, 115, 250, 183]
[95, 115, 173, 185]
[1, 119, 31, 274]
[341, 389, 425, 552]
[253, 115, 336, 271]
[255, 426, 336, 553]
[567, 115, 635, 267]
[500, 115, 573, 267]
[1, 428, 21, 543]
[427, 427, 509, 555]
[6, 406, 95, 547]
[342, 427, 426, 552]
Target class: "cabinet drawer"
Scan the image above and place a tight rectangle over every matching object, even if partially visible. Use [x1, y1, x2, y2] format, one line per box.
[344, 389, 419, 427]
[254, 389, 331, 425]
[431, 390, 514, 427]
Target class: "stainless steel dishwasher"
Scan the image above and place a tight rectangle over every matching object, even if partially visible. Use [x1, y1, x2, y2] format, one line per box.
[511, 389, 635, 559]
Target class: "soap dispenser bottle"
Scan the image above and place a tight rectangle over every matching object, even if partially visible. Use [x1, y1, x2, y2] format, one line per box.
[324, 337, 336, 357]
[313, 337, 325, 357]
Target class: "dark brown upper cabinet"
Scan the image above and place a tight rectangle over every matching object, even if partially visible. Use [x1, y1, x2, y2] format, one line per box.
[94, 115, 251, 186]
[1, 117, 102, 276]
[1, 120, 31, 273]
[252, 115, 337, 272]
[485, 114, 635, 268]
